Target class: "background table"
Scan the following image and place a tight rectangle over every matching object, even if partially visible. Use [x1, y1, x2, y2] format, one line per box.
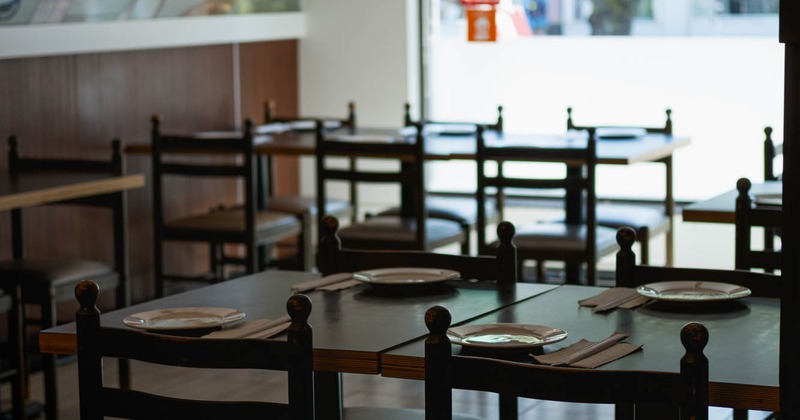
[683, 180, 781, 224]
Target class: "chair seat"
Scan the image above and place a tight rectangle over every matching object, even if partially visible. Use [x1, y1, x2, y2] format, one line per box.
[344, 406, 480, 420]
[512, 223, 619, 255]
[338, 216, 464, 249]
[378, 196, 498, 226]
[0, 259, 118, 301]
[595, 203, 670, 232]
[267, 195, 351, 217]
[167, 208, 300, 236]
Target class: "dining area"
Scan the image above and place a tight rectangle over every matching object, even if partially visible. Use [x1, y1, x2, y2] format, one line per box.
[1, 0, 798, 419]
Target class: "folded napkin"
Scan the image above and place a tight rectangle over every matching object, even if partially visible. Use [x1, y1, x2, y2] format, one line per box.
[202, 314, 291, 339]
[579, 287, 650, 312]
[531, 331, 642, 369]
[291, 273, 358, 293]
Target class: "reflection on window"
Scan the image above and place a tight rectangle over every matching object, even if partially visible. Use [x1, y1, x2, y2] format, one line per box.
[440, 0, 777, 37]
[0, 0, 300, 25]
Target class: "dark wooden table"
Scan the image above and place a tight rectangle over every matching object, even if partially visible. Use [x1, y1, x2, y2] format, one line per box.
[382, 285, 779, 412]
[682, 180, 781, 224]
[39, 270, 557, 419]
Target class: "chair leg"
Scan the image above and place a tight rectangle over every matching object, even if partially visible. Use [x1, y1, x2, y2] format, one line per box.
[8, 284, 26, 420]
[41, 300, 58, 420]
[498, 394, 517, 420]
[460, 225, 471, 256]
[732, 408, 749, 420]
[638, 228, 650, 266]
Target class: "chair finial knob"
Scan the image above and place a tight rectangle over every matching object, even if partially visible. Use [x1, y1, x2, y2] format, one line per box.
[764, 126, 773, 137]
[75, 280, 100, 309]
[736, 177, 752, 195]
[497, 221, 515, 243]
[321, 215, 340, 236]
[616, 226, 636, 249]
[681, 322, 709, 352]
[425, 306, 451, 336]
[287, 294, 312, 323]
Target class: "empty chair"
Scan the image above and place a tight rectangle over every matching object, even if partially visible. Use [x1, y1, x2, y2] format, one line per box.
[762, 126, 782, 260]
[567, 107, 674, 266]
[317, 214, 514, 420]
[74, 280, 314, 420]
[316, 123, 465, 252]
[424, 304, 709, 420]
[476, 126, 618, 284]
[151, 116, 302, 296]
[616, 226, 780, 298]
[735, 178, 781, 273]
[377, 103, 505, 254]
[0, 136, 130, 420]
[261, 100, 355, 268]
[317, 215, 517, 284]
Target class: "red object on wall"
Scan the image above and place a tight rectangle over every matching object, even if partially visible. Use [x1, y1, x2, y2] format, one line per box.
[461, 0, 499, 42]
[459, 0, 500, 5]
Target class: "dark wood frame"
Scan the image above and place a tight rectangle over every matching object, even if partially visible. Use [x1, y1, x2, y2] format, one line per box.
[735, 177, 782, 272]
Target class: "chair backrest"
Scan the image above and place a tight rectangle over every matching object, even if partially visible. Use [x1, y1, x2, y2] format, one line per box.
[566, 107, 673, 135]
[6, 135, 127, 269]
[475, 126, 599, 263]
[264, 100, 356, 130]
[315, 123, 429, 247]
[763, 126, 782, 181]
[403, 102, 504, 133]
[616, 227, 780, 298]
[150, 116, 260, 270]
[75, 280, 314, 420]
[424, 304, 709, 420]
[735, 177, 782, 272]
[316, 215, 517, 285]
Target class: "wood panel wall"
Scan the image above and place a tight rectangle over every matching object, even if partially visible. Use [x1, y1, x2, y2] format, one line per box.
[0, 40, 300, 305]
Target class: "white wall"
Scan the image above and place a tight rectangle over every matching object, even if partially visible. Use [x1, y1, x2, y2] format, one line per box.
[299, 0, 420, 198]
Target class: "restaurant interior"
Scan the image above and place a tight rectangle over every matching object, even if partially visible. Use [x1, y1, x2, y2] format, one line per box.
[0, 0, 797, 419]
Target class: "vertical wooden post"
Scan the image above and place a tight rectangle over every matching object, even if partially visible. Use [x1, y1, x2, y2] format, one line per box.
[780, 2, 800, 416]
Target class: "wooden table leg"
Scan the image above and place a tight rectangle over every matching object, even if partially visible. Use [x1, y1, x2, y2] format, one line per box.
[315, 371, 343, 420]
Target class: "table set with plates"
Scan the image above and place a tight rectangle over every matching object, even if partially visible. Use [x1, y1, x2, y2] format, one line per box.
[39, 266, 778, 418]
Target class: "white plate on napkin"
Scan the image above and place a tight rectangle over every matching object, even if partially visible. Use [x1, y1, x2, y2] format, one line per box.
[636, 281, 751, 302]
[447, 323, 567, 349]
[123, 307, 245, 330]
[353, 267, 459, 286]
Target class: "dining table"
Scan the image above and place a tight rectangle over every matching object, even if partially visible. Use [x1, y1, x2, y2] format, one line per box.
[39, 270, 777, 417]
[682, 180, 782, 224]
[39, 270, 558, 420]
[382, 284, 779, 413]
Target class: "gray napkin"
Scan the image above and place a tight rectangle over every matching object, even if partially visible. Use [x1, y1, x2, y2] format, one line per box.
[202, 314, 291, 339]
[531, 331, 642, 369]
[579, 287, 650, 312]
[291, 273, 356, 293]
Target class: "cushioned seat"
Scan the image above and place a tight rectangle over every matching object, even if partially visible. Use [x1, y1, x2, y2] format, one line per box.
[0, 259, 117, 301]
[338, 216, 464, 250]
[512, 224, 618, 255]
[268, 195, 351, 217]
[167, 208, 300, 235]
[344, 406, 481, 420]
[594, 203, 670, 230]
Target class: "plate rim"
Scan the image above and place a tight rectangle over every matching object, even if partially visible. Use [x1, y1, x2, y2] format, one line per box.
[636, 281, 752, 302]
[122, 306, 246, 330]
[447, 323, 568, 349]
[352, 267, 460, 285]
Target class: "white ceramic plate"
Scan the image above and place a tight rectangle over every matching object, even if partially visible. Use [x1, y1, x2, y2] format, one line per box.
[448, 323, 568, 349]
[754, 193, 782, 206]
[290, 120, 341, 131]
[636, 281, 751, 302]
[595, 127, 647, 140]
[123, 307, 246, 330]
[352, 267, 459, 285]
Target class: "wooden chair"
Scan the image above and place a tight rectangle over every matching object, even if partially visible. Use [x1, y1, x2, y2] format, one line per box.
[317, 215, 517, 283]
[616, 226, 780, 298]
[735, 178, 781, 273]
[151, 116, 302, 297]
[74, 280, 314, 420]
[424, 304, 709, 420]
[315, 123, 465, 252]
[567, 107, 674, 266]
[261, 100, 356, 269]
[0, 135, 130, 420]
[376, 103, 505, 254]
[477, 126, 618, 285]
[0, 286, 26, 419]
[316, 214, 515, 420]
